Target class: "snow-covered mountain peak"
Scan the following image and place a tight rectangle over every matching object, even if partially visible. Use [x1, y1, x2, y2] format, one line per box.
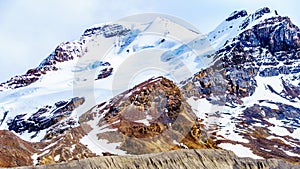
[0, 13, 213, 143]
[208, 7, 278, 50]
[144, 16, 201, 42]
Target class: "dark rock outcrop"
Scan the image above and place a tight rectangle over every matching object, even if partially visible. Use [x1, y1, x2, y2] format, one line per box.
[82, 24, 130, 38]
[239, 16, 300, 52]
[7, 97, 85, 139]
[226, 10, 248, 22]
[95, 67, 113, 80]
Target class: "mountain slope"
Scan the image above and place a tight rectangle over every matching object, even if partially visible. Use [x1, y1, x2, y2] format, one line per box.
[0, 7, 300, 168]
[0, 17, 209, 142]
[183, 7, 300, 162]
[0, 77, 217, 167]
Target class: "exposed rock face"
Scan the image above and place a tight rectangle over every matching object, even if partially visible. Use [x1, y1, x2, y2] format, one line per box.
[95, 67, 113, 80]
[239, 7, 272, 30]
[0, 130, 37, 168]
[179, 8, 300, 164]
[181, 44, 300, 162]
[226, 10, 248, 22]
[239, 16, 300, 52]
[10, 149, 300, 169]
[83, 24, 130, 38]
[7, 97, 85, 140]
[0, 128, 98, 168]
[35, 125, 97, 165]
[79, 77, 216, 155]
[225, 103, 300, 163]
[204, 13, 300, 105]
[0, 97, 95, 168]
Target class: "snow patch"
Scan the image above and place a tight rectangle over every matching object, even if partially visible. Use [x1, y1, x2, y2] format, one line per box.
[80, 115, 125, 155]
[173, 140, 188, 149]
[70, 144, 76, 153]
[284, 150, 300, 158]
[242, 75, 299, 109]
[31, 153, 38, 166]
[54, 155, 60, 161]
[219, 143, 263, 159]
[267, 118, 290, 137]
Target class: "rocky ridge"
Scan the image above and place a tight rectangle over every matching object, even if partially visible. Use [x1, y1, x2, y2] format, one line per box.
[0, 42, 83, 90]
[8, 149, 300, 169]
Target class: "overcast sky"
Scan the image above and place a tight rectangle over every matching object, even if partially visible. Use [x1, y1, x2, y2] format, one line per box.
[0, 0, 299, 82]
